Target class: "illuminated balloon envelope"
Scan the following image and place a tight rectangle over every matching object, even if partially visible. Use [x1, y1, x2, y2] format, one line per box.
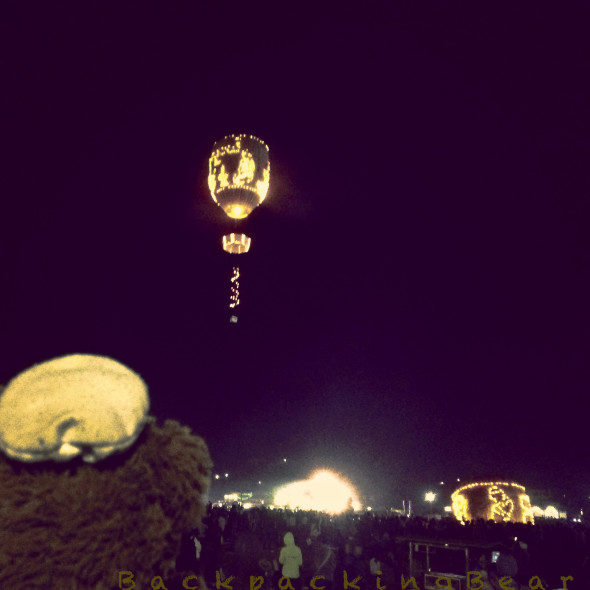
[451, 481, 534, 524]
[208, 134, 270, 219]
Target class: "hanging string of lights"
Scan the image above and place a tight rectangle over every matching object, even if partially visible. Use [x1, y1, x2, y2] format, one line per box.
[229, 267, 240, 309]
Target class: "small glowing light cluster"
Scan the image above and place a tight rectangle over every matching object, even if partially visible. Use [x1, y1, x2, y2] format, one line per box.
[222, 233, 251, 254]
[273, 470, 362, 514]
[424, 491, 437, 502]
[208, 134, 270, 219]
[451, 481, 534, 524]
[229, 267, 240, 308]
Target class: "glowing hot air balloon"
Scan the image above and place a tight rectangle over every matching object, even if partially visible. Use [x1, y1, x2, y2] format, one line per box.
[451, 481, 534, 524]
[208, 135, 270, 322]
[208, 135, 270, 220]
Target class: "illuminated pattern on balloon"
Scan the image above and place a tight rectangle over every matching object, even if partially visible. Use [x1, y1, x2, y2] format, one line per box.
[451, 481, 534, 524]
[208, 134, 270, 219]
[273, 470, 362, 514]
[452, 493, 469, 522]
[519, 493, 534, 520]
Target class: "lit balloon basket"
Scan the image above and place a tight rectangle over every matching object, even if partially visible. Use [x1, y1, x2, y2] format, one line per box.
[208, 134, 270, 323]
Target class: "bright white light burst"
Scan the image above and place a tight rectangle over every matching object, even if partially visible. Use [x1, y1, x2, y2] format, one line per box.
[273, 470, 361, 514]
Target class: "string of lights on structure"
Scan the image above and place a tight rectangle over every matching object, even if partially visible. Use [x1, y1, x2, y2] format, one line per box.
[208, 135, 270, 323]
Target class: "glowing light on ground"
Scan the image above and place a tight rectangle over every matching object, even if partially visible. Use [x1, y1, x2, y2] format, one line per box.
[273, 470, 362, 514]
[532, 505, 564, 519]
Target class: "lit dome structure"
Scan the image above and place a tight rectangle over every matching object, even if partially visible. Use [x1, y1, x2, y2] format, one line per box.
[451, 481, 534, 524]
[208, 134, 270, 219]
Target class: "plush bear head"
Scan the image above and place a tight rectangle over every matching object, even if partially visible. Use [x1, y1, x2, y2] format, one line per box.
[0, 354, 212, 589]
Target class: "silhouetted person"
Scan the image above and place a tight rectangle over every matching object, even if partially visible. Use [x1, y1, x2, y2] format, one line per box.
[348, 543, 369, 590]
[279, 531, 303, 590]
[310, 535, 337, 590]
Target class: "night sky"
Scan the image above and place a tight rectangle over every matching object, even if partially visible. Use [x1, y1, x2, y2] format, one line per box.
[1, 4, 589, 511]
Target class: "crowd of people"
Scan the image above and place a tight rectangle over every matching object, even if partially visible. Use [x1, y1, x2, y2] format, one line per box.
[175, 505, 590, 590]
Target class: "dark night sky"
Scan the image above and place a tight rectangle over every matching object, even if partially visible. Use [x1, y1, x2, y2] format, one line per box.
[1, 4, 589, 509]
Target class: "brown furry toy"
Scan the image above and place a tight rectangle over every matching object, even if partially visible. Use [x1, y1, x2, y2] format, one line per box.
[0, 354, 212, 589]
